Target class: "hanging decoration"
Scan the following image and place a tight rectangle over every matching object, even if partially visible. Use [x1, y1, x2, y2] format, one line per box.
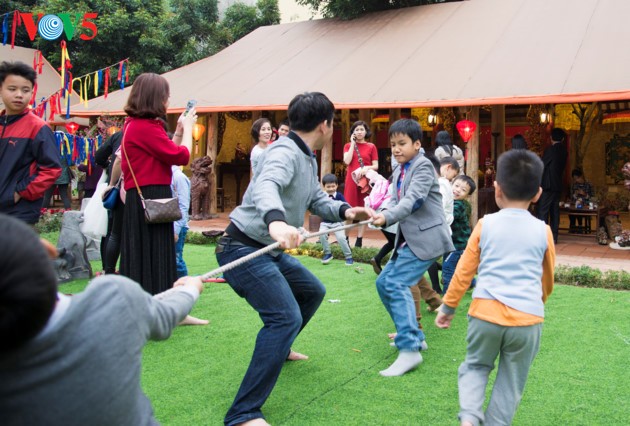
[32, 49, 44, 73]
[55, 41, 129, 112]
[1, 12, 10, 45]
[193, 123, 206, 141]
[65, 121, 79, 134]
[54, 131, 103, 168]
[104, 68, 110, 98]
[31, 89, 63, 121]
[456, 119, 477, 143]
[11, 10, 18, 48]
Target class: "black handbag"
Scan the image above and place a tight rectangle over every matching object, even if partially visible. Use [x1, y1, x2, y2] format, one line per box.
[122, 129, 182, 224]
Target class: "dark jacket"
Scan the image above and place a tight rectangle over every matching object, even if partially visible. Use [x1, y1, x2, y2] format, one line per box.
[0, 110, 62, 224]
[94, 131, 122, 181]
[541, 141, 567, 192]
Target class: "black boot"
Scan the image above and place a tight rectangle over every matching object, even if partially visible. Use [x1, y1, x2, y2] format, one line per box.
[355, 237, 363, 248]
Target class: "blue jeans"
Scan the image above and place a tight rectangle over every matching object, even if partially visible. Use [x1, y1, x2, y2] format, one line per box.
[442, 250, 462, 294]
[175, 227, 188, 278]
[376, 245, 437, 351]
[216, 238, 326, 426]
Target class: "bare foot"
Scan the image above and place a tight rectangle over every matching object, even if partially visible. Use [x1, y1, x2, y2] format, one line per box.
[461, 422, 474, 426]
[237, 418, 271, 426]
[287, 350, 309, 361]
[179, 315, 209, 326]
[388, 332, 397, 340]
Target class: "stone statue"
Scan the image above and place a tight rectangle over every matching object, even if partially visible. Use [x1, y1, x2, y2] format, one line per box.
[52, 253, 72, 283]
[56, 210, 93, 282]
[190, 155, 214, 220]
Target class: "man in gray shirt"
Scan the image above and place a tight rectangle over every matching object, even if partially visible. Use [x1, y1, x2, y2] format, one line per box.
[0, 214, 204, 425]
[216, 92, 374, 426]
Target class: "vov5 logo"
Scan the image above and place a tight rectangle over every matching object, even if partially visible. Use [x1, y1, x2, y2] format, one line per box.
[19, 12, 98, 41]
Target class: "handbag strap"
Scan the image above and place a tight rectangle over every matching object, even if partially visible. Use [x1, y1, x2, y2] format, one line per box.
[121, 125, 145, 202]
[353, 141, 365, 168]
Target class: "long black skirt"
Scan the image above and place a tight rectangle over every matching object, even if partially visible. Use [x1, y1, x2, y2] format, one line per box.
[120, 185, 177, 295]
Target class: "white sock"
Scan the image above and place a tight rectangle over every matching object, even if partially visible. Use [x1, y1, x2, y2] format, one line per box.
[379, 350, 422, 377]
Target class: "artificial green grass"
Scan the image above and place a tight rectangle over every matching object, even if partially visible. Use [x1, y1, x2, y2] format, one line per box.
[53, 240, 630, 425]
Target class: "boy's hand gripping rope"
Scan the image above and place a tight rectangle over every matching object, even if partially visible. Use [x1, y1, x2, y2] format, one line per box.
[201, 219, 373, 282]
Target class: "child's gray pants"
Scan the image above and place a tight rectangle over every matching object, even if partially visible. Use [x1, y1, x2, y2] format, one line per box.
[459, 316, 542, 426]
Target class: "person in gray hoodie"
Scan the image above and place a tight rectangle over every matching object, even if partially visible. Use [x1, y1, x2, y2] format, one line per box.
[0, 213, 204, 425]
[216, 92, 374, 426]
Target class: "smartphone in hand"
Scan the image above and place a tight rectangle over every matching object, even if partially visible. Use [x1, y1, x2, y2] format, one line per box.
[184, 100, 197, 116]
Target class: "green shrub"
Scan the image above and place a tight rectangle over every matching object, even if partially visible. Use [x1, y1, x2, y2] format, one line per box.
[554, 264, 629, 290]
[34, 209, 64, 234]
[297, 241, 388, 264]
[295, 246, 630, 290]
[185, 231, 218, 245]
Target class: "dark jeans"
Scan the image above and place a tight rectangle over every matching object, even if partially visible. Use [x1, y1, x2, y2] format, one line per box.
[42, 184, 71, 209]
[374, 230, 396, 265]
[216, 237, 326, 426]
[442, 250, 462, 294]
[537, 190, 561, 242]
[428, 261, 441, 294]
[103, 202, 123, 273]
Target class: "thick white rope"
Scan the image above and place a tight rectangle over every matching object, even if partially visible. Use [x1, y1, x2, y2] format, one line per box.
[201, 219, 373, 281]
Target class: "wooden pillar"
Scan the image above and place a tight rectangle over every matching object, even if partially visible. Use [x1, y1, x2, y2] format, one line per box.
[467, 106, 480, 226]
[491, 105, 506, 159]
[337, 109, 351, 184]
[341, 109, 350, 140]
[251, 111, 262, 121]
[358, 109, 370, 123]
[207, 113, 219, 214]
[389, 108, 401, 123]
[321, 138, 332, 179]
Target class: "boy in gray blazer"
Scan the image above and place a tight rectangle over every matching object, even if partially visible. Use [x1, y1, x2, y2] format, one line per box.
[373, 119, 454, 376]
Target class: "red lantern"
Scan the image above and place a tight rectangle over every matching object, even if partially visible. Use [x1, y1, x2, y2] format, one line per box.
[456, 119, 477, 143]
[65, 121, 79, 135]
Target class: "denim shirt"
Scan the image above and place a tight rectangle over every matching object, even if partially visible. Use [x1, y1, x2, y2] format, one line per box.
[171, 166, 190, 235]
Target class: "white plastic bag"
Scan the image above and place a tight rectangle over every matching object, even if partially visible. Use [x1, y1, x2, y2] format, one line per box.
[80, 173, 109, 240]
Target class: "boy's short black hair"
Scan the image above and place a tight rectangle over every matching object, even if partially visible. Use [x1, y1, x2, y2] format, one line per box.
[453, 174, 477, 195]
[551, 128, 566, 142]
[496, 150, 543, 201]
[572, 168, 584, 178]
[439, 156, 460, 172]
[0, 214, 58, 352]
[388, 119, 422, 143]
[350, 120, 372, 139]
[425, 154, 441, 174]
[287, 92, 335, 132]
[0, 61, 37, 87]
[322, 173, 338, 185]
[279, 118, 290, 127]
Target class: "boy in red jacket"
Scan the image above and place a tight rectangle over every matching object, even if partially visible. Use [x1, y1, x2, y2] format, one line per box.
[0, 61, 61, 224]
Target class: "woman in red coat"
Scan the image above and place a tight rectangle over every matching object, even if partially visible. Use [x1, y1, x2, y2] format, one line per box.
[343, 120, 378, 247]
[119, 73, 197, 295]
